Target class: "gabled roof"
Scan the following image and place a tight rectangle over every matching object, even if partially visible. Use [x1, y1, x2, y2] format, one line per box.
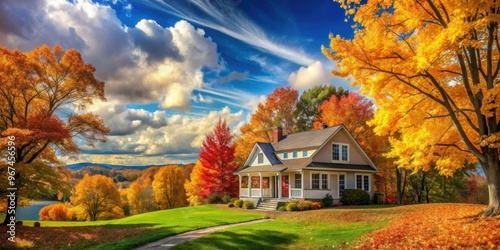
[256, 142, 282, 165]
[272, 125, 341, 151]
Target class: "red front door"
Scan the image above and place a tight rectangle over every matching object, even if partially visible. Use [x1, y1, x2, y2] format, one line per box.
[281, 175, 289, 197]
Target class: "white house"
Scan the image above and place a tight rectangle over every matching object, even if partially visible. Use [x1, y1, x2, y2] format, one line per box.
[234, 125, 379, 204]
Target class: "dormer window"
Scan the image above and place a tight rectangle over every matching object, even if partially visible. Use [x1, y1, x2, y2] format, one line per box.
[292, 151, 298, 158]
[303, 150, 308, 157]
[257, 152, 263, 164]
[283, 152, 288, 159]
[332, 143, 349, 162]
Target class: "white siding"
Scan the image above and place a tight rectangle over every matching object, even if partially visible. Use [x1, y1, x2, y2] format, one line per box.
[248, 150, 271, 166]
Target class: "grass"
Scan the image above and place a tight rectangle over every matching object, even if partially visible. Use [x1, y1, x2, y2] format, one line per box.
[174, 220, 384, 249]
[1, 205, 264, 250]
[174, 206, 395, 250]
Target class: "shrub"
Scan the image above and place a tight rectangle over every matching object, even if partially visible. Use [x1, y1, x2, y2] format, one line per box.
[233, 199, 244, 208]
[222, 194, 232, 204]
[242, 201, 254, 209]
[341, 189, 370, 205]
[312, 202, 321, 209]
[206, 193, 223, 204]
[298, 201, 314, 211]
[321, 193, 334, 208]
[286, 202, 299, 211]
[39, 203, 74, 221]
[278, 206, 286, 212]
[227, 203, 235, 208]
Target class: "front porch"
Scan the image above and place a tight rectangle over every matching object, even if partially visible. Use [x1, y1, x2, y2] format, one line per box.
[238, 172, 304, 199]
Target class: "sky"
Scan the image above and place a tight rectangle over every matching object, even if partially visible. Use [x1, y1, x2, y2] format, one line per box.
[0, 0, 355, 165]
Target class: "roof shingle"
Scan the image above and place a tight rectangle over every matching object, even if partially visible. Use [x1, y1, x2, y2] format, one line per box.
[272, 125, 341, 151]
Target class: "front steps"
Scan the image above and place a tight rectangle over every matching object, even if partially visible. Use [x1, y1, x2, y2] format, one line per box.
[256, 199, 283, 211]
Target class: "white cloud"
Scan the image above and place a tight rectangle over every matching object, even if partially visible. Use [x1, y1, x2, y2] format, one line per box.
[71, 104, 244, 164]
[0, 0, 222, 111]
[288, 61, 333, 90]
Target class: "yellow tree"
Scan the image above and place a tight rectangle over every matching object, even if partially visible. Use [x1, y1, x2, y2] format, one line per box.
[0, 45, 108, 224]
[127, 182, 156, 215]
[324, 0, 500, 216]
[152, 165, 188, 209]
[70, 174, 124, 221]
[184, 161, 204, 206]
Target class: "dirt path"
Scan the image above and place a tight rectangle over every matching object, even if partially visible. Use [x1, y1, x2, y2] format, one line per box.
[134, 219, 272, 250]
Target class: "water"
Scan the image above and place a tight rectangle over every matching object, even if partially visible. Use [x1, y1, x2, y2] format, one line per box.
[16, 201, 61, 221]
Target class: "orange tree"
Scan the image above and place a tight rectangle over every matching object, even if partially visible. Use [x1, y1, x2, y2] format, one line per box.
[0, 45, 108, 224]
[324, 0, 500, 215]
[235, 86, 298, 165]
[71, 174, 123, 221]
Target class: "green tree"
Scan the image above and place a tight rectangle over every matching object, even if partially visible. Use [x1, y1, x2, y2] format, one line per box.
[294, 85, 348, 132]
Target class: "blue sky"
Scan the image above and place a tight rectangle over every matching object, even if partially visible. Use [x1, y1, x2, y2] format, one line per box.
[0, 0, 355, 165]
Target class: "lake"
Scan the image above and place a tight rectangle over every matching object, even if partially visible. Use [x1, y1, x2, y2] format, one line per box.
[16, 200, 61, 221]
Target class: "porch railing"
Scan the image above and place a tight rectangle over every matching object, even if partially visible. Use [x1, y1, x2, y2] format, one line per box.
[251, 188, 261, 197]
[262, 188, 271, 197]
[290, 188, 303, 198]
[240, 188, 249, 197]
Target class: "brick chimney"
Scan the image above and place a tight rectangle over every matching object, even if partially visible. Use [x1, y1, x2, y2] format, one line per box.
[272, 127, 283, 143]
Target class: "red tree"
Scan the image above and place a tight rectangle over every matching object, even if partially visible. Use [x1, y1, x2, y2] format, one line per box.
[198, 118, 238, 199]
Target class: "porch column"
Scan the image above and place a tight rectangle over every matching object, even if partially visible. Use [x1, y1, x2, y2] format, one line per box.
[259, 172, 263, 198]
[238, 175, 242, 197]
[301, 171, 304, 198]
[278, 172, 282, 199]
[247, 174, 251, 197]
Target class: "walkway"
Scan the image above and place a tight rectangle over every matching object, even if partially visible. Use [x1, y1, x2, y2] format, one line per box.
[134, 219, 272, 250]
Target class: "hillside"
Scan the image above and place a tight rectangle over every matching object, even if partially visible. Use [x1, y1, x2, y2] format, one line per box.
[66, 162, 160, 171]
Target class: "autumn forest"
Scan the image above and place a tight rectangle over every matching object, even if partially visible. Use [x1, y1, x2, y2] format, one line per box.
[1, 0, 500, 249]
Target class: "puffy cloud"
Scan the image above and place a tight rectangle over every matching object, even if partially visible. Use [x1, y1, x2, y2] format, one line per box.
[288, 61, 333, 90]
[0, 0, 222, 110]
[75, 104, 243, 163]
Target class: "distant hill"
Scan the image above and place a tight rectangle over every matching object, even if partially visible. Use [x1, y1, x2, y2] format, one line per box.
[66, 162, 165, 171]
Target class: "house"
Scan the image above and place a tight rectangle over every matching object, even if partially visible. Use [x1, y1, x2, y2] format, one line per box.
[234, 125, 378, 204]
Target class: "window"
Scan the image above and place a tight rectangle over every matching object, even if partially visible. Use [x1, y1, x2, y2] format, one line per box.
[342, 145, 348, 161]
[332, 143, 349, 162]
[303, 150, 308, 157]
[257, 153, 263, 164]
[295, 174, 302, 188]
[339, 174, 345, 197]
[283, 152, 288, 159]
[321, 174, 328, 189]
[292, 151, 298, 158]
[312, 174, 320, 189]
[356, 174, 370, 191]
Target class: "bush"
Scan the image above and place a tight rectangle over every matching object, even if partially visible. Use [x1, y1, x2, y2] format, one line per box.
[227, 203, 235, 208]
[341, 189, 370, 205]
[39, 203, 74, 221]
[206, 193, 223, 204]
[242, 201, 254, 209]
[233, 199, 244, 208]
[298, 201, 314, 211]
[286, 202, 299, 211]
[222, 194, 232, 204]
[278, 206, 286, 212]
[312, 202, 321, 209]
[321, 193, 334, 208]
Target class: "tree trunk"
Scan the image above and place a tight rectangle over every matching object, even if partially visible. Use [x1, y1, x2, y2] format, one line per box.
[397, 167, 403, 205]
[479, 156, 500, 217]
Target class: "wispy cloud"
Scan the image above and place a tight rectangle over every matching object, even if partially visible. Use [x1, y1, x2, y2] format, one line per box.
[140, 0, 315, 66]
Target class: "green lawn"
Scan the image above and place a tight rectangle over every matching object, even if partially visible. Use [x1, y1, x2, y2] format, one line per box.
[21, 205, 264, 249]
[174, 207, 391, 250]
